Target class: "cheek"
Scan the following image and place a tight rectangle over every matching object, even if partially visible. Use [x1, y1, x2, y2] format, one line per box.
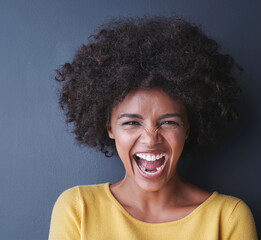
[165, 130, 187, 150]
[114, 132, 137, 157]
[113, 133, 137, 174]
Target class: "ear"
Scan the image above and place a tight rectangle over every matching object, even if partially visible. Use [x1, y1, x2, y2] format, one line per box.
[107, 124, 115, 139]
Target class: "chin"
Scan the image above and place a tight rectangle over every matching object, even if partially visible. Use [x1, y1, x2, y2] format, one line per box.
[132, 167, 173, 193]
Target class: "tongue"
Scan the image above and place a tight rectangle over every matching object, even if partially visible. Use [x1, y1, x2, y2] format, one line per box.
[139, 158, 164, 171]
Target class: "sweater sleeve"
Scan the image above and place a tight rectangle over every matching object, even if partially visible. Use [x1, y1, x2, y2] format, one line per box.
[225, 200, 258, 240]
[48, 187, 82, 240]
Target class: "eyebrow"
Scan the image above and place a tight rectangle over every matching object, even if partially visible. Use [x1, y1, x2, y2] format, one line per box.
[158, 113, 184, 120]
[117, 113, 183, 120]
[117, 114, 143, 120]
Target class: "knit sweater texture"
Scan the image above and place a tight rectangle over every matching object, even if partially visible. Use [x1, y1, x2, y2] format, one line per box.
[49, 183, 257, 240]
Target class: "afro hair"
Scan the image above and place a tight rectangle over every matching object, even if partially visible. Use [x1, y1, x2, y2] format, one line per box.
[55, 16, 241, 157]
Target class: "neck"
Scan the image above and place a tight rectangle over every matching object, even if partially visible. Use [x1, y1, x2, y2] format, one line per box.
[110, 172, 185, 211]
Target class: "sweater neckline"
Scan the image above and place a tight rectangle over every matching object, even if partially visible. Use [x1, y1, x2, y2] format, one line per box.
[104, 182, 218, 227]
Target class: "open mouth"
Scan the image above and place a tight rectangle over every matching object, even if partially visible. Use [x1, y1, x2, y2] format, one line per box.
[134, 153, 166, 176]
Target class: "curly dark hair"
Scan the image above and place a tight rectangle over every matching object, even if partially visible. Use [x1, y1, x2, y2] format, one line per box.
[55, 16, 241, 157]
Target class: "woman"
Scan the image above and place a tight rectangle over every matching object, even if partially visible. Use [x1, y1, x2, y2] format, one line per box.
[49, 16, 258, 239]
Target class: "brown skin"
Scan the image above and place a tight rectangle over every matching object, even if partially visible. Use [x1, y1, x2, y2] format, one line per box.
[107, 88, 211, 223]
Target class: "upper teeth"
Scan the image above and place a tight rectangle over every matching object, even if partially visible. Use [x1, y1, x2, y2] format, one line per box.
[136, 153, 166, 161]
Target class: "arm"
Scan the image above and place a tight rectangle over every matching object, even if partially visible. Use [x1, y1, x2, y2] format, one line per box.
[48, 187, 81, 240]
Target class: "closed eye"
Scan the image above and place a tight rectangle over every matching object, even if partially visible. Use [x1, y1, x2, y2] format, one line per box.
[160, 121, 180, 127]
[122, 121, 141, 126]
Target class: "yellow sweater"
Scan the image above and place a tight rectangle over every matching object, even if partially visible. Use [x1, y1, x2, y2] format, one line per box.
[49, 183, 257, 240]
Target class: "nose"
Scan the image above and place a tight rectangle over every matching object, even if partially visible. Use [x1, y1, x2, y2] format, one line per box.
[140, 126, 162, 146]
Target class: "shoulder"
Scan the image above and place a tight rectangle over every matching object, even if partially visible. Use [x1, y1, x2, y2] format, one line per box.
[211, 192, 251, 214]
[216, 193, 255, 224]
[210, 193, 258, 239]
[51, 183, 109, 219]
[49, 183, 109, 239]
[54, 183, 108, 207]
[208, 192, 254, 219]
[211, 192, 241, 206]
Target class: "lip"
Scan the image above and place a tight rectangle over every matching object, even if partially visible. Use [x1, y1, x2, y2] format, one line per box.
[134, 149, 166, 155]
[133, 151, 168, 179]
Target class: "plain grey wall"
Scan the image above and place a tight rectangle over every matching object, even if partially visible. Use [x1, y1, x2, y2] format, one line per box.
[0, 0, 260, 239]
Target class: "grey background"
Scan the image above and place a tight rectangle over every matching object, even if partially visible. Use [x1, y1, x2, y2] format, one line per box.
[0, 0, 260, 239]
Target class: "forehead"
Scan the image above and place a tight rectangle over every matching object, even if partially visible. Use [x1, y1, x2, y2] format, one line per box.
[111, 88, 187, 117]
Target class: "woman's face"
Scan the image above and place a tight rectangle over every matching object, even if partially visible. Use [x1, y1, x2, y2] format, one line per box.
[107, 88, 190, 192]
